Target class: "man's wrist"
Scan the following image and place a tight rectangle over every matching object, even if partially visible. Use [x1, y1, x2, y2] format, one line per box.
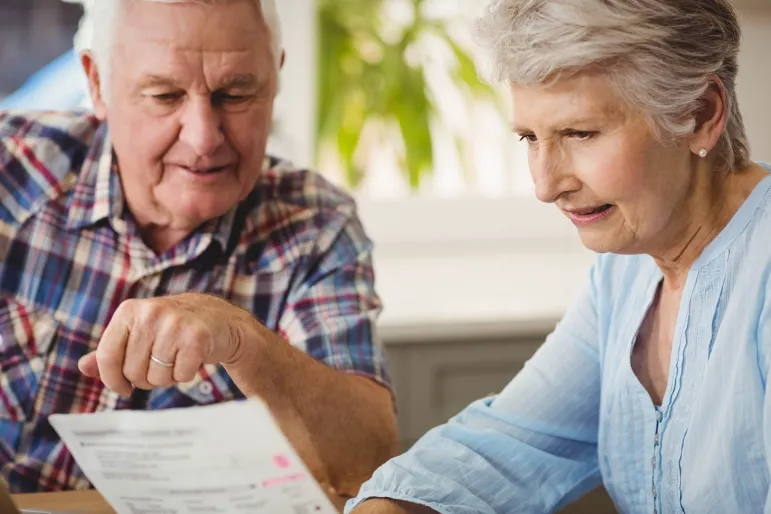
[222, 309, 268, 367]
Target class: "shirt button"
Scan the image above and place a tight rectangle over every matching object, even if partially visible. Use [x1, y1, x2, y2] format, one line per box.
[199, 381, 214, 395]
[654, 434, 660, 446]
[656, 411, 663, 422]
[651, 456, 656, 467]
[652, 485, 657, 498]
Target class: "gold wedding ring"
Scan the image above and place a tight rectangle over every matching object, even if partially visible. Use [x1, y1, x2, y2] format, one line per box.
[150, 354, 174, 368]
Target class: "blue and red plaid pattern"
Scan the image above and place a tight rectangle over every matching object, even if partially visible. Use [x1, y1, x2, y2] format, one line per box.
[0, 110, 388, 493]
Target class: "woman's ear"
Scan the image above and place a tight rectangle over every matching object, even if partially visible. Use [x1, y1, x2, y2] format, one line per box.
[689, 75, 728, 157]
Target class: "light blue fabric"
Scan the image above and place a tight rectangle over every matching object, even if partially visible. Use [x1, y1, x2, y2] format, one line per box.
[0, 50, 90, 111]
[348, 169, 771, 514]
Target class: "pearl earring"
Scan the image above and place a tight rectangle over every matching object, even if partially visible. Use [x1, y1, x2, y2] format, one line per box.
[698, 148, 708, 158]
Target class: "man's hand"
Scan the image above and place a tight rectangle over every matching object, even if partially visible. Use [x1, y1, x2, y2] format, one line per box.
[79, 293, 254, 396]
[79, 293, 399, 499]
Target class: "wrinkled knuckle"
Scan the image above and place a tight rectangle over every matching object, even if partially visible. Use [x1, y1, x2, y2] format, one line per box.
[155, 316, 181, 342]
[181, 324, 208, 348]
[122, 363, 144, 381]
[165, 307, 187, 326]
[96, 347, 123, 368]
[141, 300, 166, 323]
[114, 299, 135, 318]
[189, 324, 210, 344]
[176, 342, 202, 363]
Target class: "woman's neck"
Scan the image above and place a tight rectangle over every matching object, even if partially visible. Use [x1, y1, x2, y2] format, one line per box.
[653, 162, 768, 289]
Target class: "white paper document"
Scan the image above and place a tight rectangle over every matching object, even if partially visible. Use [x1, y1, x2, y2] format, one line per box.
[49, 399, 339, 514]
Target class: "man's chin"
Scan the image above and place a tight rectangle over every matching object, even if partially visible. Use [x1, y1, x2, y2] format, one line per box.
[169, 202, 236, 229]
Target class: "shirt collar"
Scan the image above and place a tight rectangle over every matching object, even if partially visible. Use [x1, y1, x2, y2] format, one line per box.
[199, 202, 239, 255]
[66, 123, 123, 230]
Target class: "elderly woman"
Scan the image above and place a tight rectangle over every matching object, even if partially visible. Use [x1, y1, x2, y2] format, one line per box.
[346, 0, 771, 513]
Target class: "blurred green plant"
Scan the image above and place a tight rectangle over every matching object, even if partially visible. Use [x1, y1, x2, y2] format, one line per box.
[316, 0, 498, 190]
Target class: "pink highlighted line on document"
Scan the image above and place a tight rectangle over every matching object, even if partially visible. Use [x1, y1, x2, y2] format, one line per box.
[262, 473, 307, 488]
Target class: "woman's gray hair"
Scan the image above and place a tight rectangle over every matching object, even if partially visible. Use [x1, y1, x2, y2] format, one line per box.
[87, 0, 282, 99]
[475, 0, 750, 171]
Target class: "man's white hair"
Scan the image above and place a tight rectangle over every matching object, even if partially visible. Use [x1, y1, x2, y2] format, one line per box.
[65, 0, 282, 97]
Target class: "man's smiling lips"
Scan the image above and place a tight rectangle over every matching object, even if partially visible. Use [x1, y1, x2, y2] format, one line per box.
[166, 162, 237, 180]
[172, 164, 231, 174]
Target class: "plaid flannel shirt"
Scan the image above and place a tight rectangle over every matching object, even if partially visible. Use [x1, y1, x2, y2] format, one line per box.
[0, 110, 388, 493]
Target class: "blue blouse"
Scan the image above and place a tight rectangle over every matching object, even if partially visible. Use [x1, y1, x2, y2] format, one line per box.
[348, 171, 771, 514]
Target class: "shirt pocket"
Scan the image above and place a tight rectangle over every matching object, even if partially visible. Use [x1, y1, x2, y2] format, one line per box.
[0, 297, 58, 421]
[0, 297, 57, 458]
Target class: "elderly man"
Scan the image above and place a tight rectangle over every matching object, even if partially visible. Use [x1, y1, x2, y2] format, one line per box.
[0, 0, 398, 498]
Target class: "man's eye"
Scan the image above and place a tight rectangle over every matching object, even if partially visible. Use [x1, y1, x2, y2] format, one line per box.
[153, 93, 183, 103]
[518, 134, 537, 143]
[214, 92, 251, 104]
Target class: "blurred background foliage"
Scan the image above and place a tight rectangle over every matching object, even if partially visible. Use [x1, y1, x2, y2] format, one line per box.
[316, 0, 499, 190]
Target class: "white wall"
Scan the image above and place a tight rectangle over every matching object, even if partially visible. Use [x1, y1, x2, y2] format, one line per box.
[736, 7, 771, 163]
[269, 0, 317, 169]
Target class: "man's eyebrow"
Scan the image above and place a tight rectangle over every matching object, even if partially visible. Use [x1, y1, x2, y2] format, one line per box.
[137, 75, 182, 89]
[136, 74, 261, 90]
[218, 74, 259, 89]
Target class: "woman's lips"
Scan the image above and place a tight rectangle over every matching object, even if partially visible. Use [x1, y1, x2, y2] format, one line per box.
[563, 204, 616, 226]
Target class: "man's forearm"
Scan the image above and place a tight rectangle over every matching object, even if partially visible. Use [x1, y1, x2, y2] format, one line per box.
[224, 317, 399, 497]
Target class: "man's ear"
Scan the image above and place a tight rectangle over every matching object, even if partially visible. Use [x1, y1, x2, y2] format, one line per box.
[80, 50, 108, 120]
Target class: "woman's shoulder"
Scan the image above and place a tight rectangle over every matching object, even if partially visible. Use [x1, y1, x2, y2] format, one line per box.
[730, 172, 771, 269]
[733, 173, 771, 379]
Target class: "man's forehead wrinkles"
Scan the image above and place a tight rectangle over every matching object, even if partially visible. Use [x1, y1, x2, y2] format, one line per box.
[127, 38, 258, 54]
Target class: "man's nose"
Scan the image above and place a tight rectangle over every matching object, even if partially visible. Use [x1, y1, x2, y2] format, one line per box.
[178, 98, 225, 158]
